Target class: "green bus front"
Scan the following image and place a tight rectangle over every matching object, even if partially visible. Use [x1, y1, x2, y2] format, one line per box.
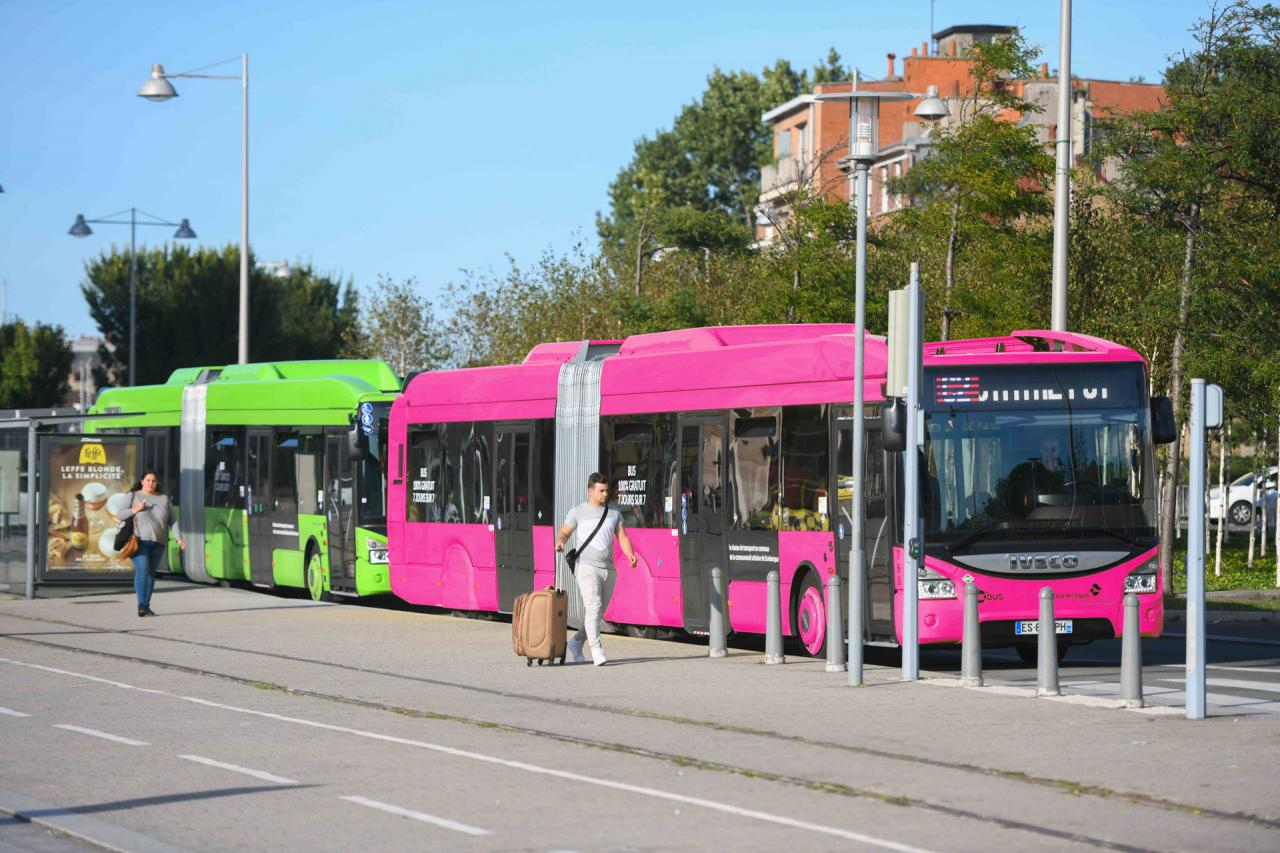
[90, 360, 400, 601]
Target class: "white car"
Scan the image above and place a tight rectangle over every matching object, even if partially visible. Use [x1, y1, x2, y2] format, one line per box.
[1208, 466, 1277, 526]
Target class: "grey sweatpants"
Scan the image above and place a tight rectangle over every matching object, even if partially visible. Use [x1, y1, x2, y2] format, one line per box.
[572, 563, 609, 652]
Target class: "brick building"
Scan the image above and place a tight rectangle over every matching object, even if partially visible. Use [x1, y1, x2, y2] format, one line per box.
[756, 24, 1165, 243]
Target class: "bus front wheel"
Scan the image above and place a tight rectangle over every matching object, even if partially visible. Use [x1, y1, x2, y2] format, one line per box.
[795, 573, 827, 658]
[305, 549, 328, 603]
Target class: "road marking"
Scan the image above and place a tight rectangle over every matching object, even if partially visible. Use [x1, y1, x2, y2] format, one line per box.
[0, 706, 30, 717]
[339, 795, 491, 836]
[178, 754, 298, 785]
[179, 695, 933, 851]
[1207, 665, 1280, 675]
[53, 724, 148, 746]
[0, 653, 931, 852]
[1156, 677, 1280, 696]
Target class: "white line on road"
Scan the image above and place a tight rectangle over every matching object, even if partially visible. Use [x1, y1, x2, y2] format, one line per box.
[178, 754, 298, 785]
[0, 706, 30, 717]
[1207, 665, 1280, 675]
[340, 795, 492, 836]
[53, 724, 148, 746]
[0, 654, 932, 852]
[1155, 677, 1280, 695]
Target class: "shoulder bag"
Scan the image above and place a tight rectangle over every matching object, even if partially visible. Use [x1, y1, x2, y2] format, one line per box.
[563, 505, 609, 572]
[114, 492, 140, 559]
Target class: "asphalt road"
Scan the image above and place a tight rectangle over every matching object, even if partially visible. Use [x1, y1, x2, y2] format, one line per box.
[0, 583, 1277, 851]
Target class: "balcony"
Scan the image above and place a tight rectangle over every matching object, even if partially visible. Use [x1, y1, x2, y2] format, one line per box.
[759, 156, 803, 202]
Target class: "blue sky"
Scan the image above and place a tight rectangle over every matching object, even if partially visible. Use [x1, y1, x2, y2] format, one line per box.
[2, 0, 1211, 338]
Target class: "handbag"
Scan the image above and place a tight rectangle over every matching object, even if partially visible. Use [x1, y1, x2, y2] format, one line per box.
[114, 492, 140, 559]
[563, 505, 609, 572]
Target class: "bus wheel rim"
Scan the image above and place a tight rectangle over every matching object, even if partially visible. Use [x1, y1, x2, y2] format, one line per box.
[307, 554, 322, 600]
[798, 586, 825, 655]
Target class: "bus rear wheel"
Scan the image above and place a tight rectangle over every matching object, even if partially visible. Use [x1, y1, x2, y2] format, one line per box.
[305, 550, 328, 603]
[795, 574, 827, 658]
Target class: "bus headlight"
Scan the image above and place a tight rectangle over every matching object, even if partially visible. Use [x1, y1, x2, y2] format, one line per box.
[917, 566, 956, 600]
[1124, 569, 1157, 594]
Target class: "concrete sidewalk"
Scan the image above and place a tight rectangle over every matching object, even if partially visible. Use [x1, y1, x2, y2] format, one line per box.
[0, 579, 1277, 843]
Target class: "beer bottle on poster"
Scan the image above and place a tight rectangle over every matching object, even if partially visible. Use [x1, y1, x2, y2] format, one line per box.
[69, 493, 89, 552]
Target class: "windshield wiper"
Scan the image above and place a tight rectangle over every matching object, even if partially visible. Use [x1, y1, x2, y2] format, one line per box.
[1071, 525, 1143, 546]
[945, 521, 1014, 553]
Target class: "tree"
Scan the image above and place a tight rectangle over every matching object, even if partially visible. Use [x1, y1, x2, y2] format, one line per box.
[342, 276, 449, 376]
[0, 321, 73, 408]
[81, 244, 359, 386]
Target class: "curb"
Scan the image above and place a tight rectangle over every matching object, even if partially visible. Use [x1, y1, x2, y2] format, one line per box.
[1163, 610, 1280, 624]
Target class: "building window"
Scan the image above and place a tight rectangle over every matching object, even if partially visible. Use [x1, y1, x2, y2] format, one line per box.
[893, 162, 903, 209]
[776, 128, 792, 158]
[797, 123, 808, 162]
[880, 166, 889, 214]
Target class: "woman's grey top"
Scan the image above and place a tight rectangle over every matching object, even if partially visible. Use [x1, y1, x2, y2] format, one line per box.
[117, 492, 180, 544]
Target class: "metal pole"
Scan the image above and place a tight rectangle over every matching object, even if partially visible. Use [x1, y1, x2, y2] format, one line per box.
[238, 52, 250, 365]
[1051, 0, 1072, 332]
[128, 208, 137, 387]
[826, 574, 846, 672]
[848, 160, 870, 687]
[1120, 593, 1144, 708]
[961, 580, 983, 686]
[765, 569, 784, 664]
[902, 263, 922, 681]
[25, 423, 36, 599]
[1036, 587, 1060, 696]
[708, 566, 727, 658]
[1186, 378, 1207, 719]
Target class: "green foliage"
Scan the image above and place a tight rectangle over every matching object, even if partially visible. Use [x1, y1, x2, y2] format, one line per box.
[81, 244, 358, 387]
[0, 321, 72, 408]
[1171, 537, 1279, 591]
[342, 275, 449, 376]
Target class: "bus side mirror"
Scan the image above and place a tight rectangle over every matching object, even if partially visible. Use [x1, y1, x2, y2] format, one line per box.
[1150, 396, 1176, 445]
[347, 425, 367, 461]
[881, 399, 907, 452]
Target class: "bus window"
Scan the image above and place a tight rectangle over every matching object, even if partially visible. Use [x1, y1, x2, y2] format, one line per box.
[533, 419, 555, 524]
[406, 428, 442, 523]
[730, 409, 779, 530]
[680, 427, 700, 523]
[781, 405, 830, 531]
[610, 421, 656, 528]
[448, 421, 491, 524]
[205, 429, 244, 509]
[274, 432, 300, 517]
[296, 431, 323, 515]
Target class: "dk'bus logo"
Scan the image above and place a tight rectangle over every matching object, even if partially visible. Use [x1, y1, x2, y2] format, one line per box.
[78, 444, 107, 465]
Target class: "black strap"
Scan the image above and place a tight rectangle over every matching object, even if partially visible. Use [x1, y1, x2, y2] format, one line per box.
[575, 504, 609, 555]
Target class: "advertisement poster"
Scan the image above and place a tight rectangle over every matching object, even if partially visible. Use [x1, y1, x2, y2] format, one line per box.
[41, 435, 141, 578]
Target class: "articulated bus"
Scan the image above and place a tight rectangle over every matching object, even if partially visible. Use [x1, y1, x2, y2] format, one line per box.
[387, 324, 1175, 658]
[89, 360, 400, 601]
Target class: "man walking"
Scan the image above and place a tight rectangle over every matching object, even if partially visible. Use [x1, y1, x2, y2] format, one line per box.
[556, 472, 637, 666]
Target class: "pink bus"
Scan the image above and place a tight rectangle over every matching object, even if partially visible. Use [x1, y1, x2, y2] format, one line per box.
[386, 325, 1174, 660]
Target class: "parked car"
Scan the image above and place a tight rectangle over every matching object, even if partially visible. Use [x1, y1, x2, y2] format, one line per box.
[1208, 466, 1278, 526]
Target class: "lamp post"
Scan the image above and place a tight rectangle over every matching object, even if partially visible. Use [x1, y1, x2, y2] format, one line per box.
[68, 209, 196, 386]
[831, 84, 915, 684]
[139, 55, 249, 364]
[1051, 0, 1072, 331]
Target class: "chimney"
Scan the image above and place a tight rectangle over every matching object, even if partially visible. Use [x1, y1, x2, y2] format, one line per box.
[887, 52, 896, 77]
[921, 40, 929, 57]
[949, 40, 957, 57]
[911, 46, 918, 58]
[1040, 62, 1049, 79]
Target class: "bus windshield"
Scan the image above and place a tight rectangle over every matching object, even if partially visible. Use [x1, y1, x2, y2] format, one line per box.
[922, 364, 1156, 541]
[356, 402, 391, 528]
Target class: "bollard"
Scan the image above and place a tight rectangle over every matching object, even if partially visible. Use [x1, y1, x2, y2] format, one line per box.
[848, 551, 865, 686]
[1036, 587, 1060, 697]
[708, 567, 727, 658]
[765, 570, 785, 664]
[1120, 593, 1145, 708]
[825, 574, 846, 673]
[961, 581, 983, 687]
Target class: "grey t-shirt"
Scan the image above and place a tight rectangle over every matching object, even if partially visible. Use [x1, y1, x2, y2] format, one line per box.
[117, 492, 179, 544]
[564, 502, 623, 569]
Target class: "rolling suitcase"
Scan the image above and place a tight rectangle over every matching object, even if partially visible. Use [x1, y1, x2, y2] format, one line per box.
[512, 586, 568, 666]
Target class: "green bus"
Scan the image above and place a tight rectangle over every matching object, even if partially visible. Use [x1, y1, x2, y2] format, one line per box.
[89, 360, 400, 600]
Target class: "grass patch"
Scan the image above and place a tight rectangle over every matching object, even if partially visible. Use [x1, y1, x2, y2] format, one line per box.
[1163, 597, 1280, 613]
[1169, 537, 1278, 592]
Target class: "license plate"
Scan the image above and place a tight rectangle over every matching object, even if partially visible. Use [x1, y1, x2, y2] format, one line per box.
[1015, 619, 1073, 635]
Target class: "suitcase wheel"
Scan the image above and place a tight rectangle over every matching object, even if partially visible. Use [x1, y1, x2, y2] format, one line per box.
[526, 658, 533, 667]
[559, 654, 566, 665]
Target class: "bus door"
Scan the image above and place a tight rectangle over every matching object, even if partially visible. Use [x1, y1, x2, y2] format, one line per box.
[832, 406, 894, 638]
[677, 416, 727, 631]
[325, 431, 357, 592]
[494, 423, 534, 612]
[245, 429, 275, 586]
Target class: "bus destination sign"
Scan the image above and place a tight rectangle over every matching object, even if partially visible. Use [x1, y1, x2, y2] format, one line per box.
[927, 364, 1144, 411]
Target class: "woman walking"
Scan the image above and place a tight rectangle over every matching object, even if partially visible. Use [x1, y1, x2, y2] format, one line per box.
[117, 470, 184, 617]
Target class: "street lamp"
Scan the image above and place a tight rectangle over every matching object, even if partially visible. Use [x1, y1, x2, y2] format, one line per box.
[68, 208, 196, 386]
[139, 55, 250, 364]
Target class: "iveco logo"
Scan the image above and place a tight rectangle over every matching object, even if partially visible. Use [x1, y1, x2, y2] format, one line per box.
[1007, 553, 1080, 571]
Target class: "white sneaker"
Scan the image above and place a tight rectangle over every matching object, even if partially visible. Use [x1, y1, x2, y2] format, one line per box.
[591, 646, 607, 667]
[567, 635, 586, 664]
